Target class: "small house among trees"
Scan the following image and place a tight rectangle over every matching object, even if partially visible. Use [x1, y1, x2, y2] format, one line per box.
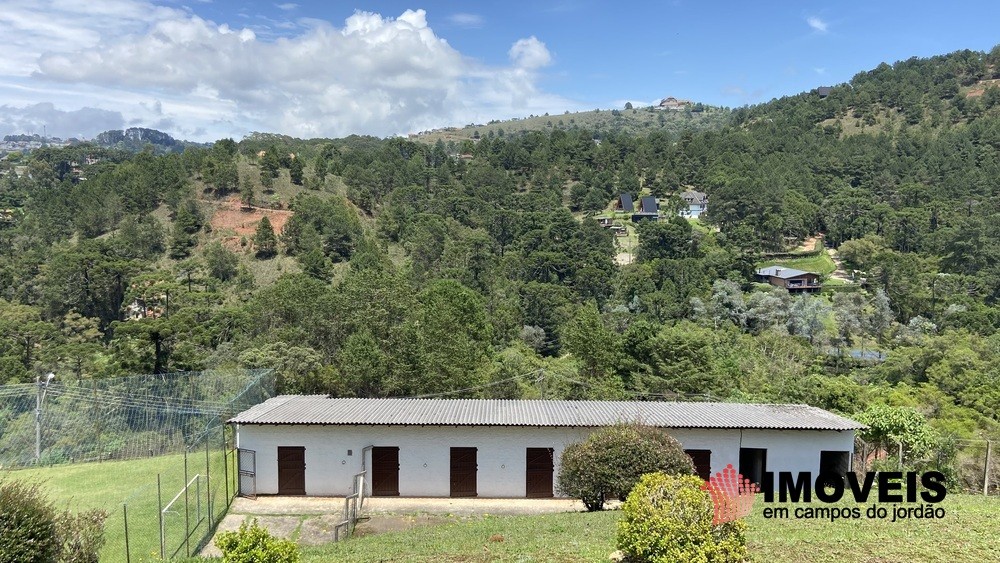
[679, 189, 708, 218]
[814, 86, 833, 98]
[124, 297, 164, 321]
[755, 266, 822, 293]
[631, 196, 659, 222]
[615, 193, 634, 213]
[657, 97, 692, 110]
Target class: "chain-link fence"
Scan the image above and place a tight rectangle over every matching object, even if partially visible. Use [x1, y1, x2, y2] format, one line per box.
[854, 436, 998, 496]
[112, 425, 237, 562]
[0, 369, 273, 466]
[0, 369, 274, 561]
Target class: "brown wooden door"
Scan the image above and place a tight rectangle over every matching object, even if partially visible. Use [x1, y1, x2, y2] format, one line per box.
[450, 447, 478, 497]
[371, 447, 400, 496]
[685, 449, 712, 481]
[277, 446, 306, 495]
[525, 448, 554, 498]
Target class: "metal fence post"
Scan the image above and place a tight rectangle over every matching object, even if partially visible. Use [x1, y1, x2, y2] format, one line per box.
[123, 503, 131, 563]
[985, 440, 993, 496]
[223, 425, 230, 503]
[206, 437, 213, 528]
[157, 474, 165, 560]
[184, 447, 191, 558]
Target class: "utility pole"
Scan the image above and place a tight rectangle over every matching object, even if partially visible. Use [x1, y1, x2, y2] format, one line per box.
[35, 372, 55, 463]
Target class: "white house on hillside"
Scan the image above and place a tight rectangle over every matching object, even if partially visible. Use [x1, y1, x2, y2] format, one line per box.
[229, 398, 862, 498]
[679, 189, 709, 219]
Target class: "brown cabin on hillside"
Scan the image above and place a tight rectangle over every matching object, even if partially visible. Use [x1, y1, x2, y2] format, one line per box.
[755, 266, 822, 293]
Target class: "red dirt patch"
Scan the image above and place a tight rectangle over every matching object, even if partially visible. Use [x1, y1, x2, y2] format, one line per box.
[209, 196, 293, 250]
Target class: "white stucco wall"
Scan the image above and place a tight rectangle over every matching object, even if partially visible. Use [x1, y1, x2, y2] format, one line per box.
[235, 424, 855, 497]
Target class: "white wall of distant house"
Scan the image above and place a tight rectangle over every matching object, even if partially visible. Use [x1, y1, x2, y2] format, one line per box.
[680, 204, 706, 218]
[235, 424, 855, 497]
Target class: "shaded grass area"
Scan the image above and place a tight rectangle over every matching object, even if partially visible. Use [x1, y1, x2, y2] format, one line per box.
[5, 448, 235, 562]
[299, 494, 998, 563]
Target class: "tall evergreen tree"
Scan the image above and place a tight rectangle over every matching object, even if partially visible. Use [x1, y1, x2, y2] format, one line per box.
[253, 216, 278, 258]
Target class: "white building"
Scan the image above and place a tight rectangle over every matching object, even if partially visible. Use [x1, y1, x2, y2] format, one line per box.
[229, 398, 862, 498]
[679, 189, 709, 219]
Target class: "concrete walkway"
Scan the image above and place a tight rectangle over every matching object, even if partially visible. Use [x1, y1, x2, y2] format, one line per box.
[199, 496, 588, 557]
[232, 495, 586, 515]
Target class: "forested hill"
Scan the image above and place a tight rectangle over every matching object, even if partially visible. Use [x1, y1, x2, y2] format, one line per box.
[2, 46, 1000, 477]
[412, 103, 730, 144]
[736, 47, 1000, 130]
[94, 127, 207, 153]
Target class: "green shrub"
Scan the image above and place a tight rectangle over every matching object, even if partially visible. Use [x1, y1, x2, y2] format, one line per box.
[56, 509, 108, 563]
[617, 473, 747, 563]
[0, 480, 59, 563]
[0, 479, 106, 563]
[215, 519, 301, 563]
[557, 422, 694, 511]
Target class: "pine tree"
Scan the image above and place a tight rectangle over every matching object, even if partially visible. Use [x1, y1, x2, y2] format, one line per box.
[253, 216, 278, 258]
[289, 154, 304, 185]
[240, 178, 254, 209]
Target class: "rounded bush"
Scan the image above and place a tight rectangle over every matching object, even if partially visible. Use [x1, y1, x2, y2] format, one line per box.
[215, 519, 301, 563]
[557, 423, 694, 511]
[617, 473, 747, 563]
[0, 480, 60, 563]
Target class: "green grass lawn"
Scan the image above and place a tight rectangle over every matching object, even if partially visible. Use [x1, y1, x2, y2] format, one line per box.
[302, 494, 999, 562]
[747, 494, 999, 562]
[759, 252, 837, 276]
[302, 511, 618, 562]
[5, 449, 235, 562]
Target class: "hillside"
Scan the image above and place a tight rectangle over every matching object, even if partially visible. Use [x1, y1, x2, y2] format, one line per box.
[2, 47, 1000, 496]
[412, 104, 730, 144]
[734, 47, 1000, 135]
[94, 127, 208, 153]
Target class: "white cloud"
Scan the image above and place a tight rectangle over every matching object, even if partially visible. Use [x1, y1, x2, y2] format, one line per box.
[0, 103, 124, 139]
[447, 13, 484, 28]
[508, 36, 552, 70]
[1, 3, 576, 141]
[814, 67, 826, 75]
[275, 3, 297, 11]
[807, 16, 828, 33]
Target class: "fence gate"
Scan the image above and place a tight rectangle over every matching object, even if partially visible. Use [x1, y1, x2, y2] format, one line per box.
[238, 449, 256, 499]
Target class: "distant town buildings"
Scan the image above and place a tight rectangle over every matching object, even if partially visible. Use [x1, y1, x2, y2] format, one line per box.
[0, 134, 72, 156]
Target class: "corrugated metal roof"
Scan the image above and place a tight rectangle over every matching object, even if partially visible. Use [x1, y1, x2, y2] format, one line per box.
[229, 398, 864, 431]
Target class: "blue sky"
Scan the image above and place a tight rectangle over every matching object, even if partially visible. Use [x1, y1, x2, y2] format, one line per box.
[1, 0, 998, 141]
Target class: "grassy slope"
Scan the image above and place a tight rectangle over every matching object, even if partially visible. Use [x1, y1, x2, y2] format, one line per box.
[6, 450, 234, 562]
[302, 494, 999, 562]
